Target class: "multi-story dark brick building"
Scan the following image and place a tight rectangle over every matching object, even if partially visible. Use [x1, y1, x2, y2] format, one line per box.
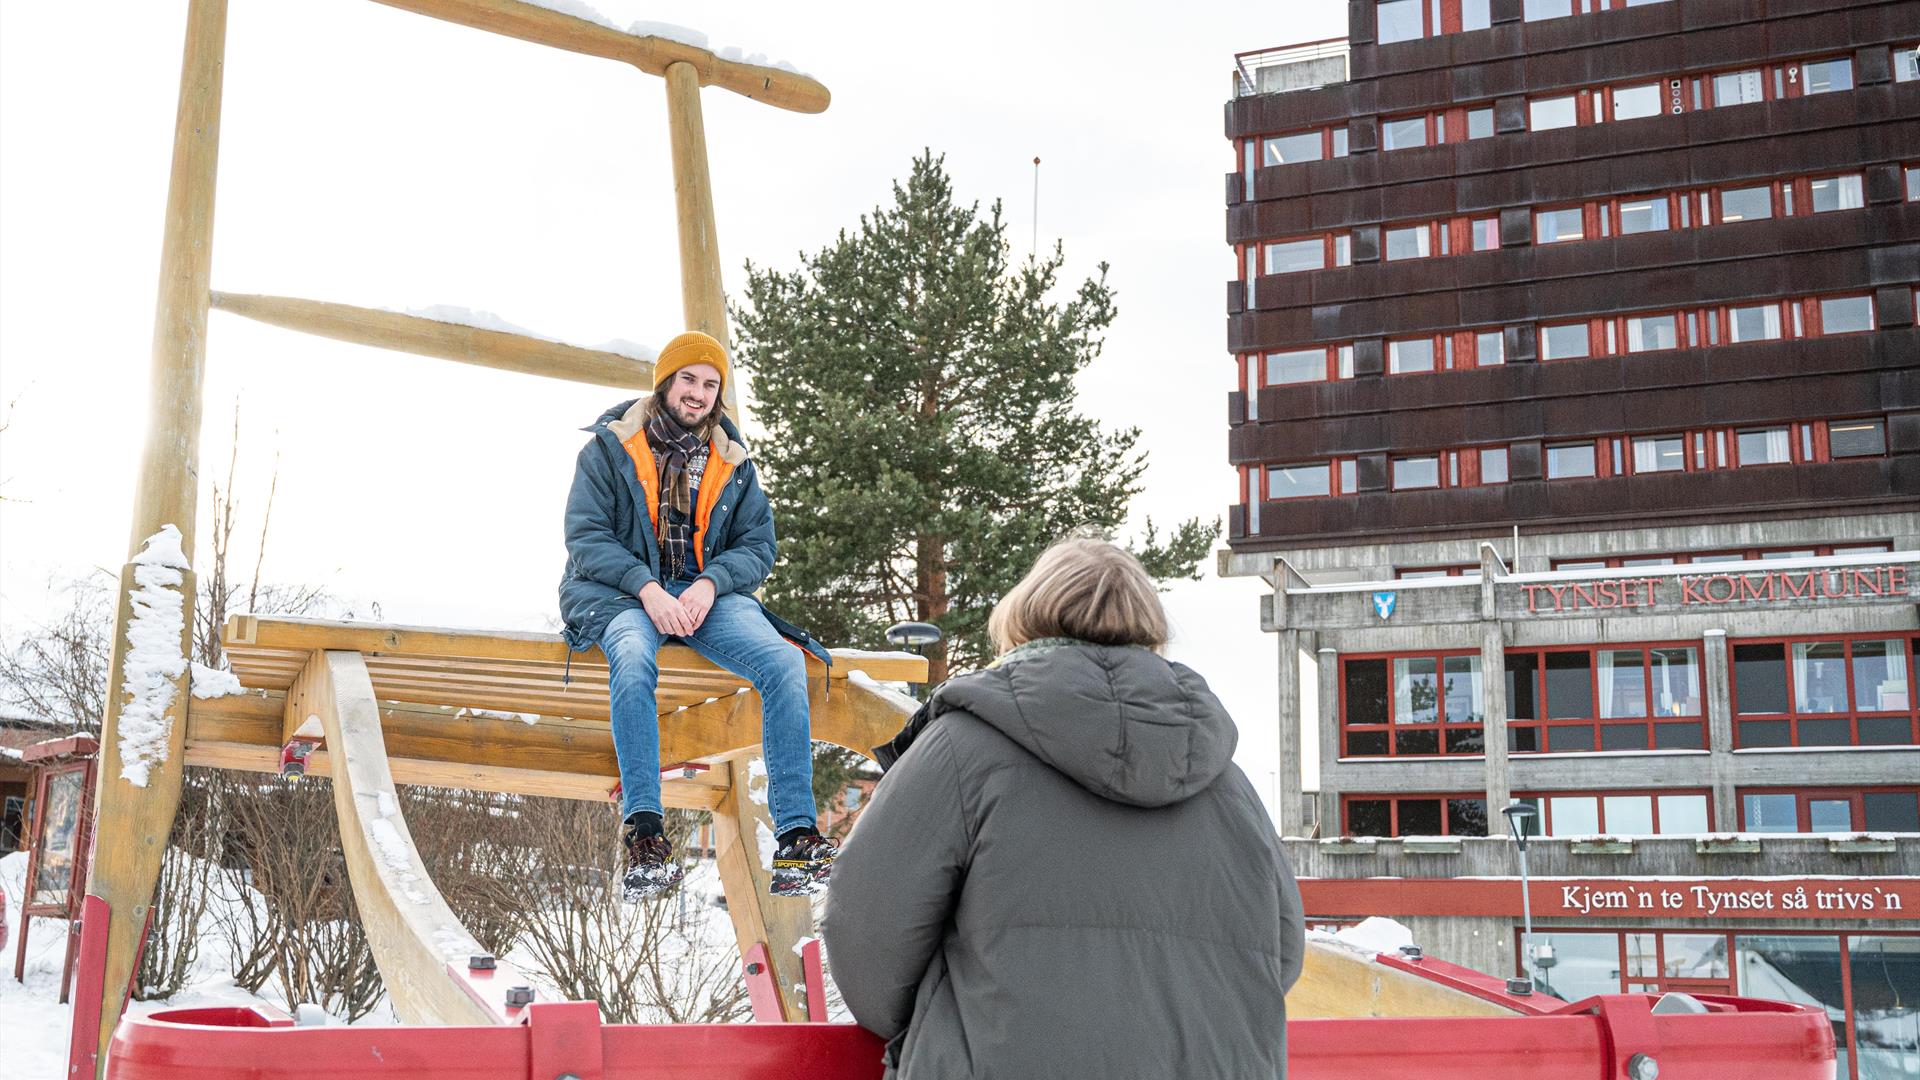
[1223, 4, 1918, 1072]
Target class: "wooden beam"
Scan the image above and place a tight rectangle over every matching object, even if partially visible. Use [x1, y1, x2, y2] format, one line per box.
[305, 650, 520, 1024]
[1285, 942, 1517, 1020]
[366, 0, 829, 113]
[709, 750, 811, 1021]
[209, 293, 652, 390]
[87, 1, 226, 1070]
[663, 61, 735, 417]
[223, 614, 930, 683]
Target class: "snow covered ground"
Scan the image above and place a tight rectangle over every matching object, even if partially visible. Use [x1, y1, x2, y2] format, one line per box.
[0, 850, 812, 1079]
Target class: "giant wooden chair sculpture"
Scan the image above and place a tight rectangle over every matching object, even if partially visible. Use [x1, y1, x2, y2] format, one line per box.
[85, 2, 1542, 1075]
[85, 0, 922, 1067]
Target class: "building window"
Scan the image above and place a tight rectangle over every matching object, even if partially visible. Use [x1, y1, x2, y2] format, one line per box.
[1480, 446, 1509, 483]
[1467, 107, 1494, 139]
[1535, 207, 1585, 243]
[1736, 427, 1792, 466]
[1729, 303, 1783, 343]
[1818, 295, 1875, 334]
[1388, 337, 1436, 374]
[1263, 129, 1326, 165]
[1382, 114, 1430, 150]
[1539, 322, 1590, 360]
[1906, 165, 1920, 201]
[1898, 43, 1920, 82]
[1522, 0, 1573, 18]
[1392, 456, 1440, 489]
[1630, 435, 1686, 473]
[1384, 224, 1431, 261]
[1341, 652, 1486, 758]
[1508, 645, 1705, 753]
[1264, 346, 1347, 385]
[1828, 419, 1886, 459]
[1808, 175, 1864, 213]
[1268, 462, 1332, 499]
[1345, 795, 1489, 837]
[1800, 57, 1854, 95]
[1530, 95, 1579, 131]
[1617, 196, 1670, 234]
[1718, 185, 1773, 223]
[1376, 0, 1424, 43]
[1624, 313, 1679, 353]
[1546, 442, 1597, 478]
[1610, 82, 1662, 120]
[1511, 791, 1711, 836]
[1714, 68, 1765, 106]
[1740, 788, 1920, 834]
[1732, 634, 1918, 749]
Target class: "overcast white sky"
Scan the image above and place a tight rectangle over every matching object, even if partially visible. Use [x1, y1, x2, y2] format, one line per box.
[0, 0, 1348, 814]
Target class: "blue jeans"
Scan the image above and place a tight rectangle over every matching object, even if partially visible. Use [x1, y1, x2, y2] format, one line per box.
[601, 582, 816, 837]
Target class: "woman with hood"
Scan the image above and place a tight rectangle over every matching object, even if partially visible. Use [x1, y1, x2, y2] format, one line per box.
[822, 537, 1305, 1079]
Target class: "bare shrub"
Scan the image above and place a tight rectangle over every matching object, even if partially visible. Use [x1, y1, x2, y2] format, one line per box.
[484, 800, 749, 1024]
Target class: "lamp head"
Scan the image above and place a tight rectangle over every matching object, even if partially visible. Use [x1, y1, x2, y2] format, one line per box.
[1501, 803, 1539, 847]
[884, 621, 943, 648]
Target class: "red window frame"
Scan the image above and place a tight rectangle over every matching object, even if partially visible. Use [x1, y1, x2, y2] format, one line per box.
[1525, 0, 1677, 21]
[1339, 650, 1488, 758]
[1381, 104, 1497, 151]
[1383, 215, 1502, 261]
[1511, 788, 1715, 836]
[1505, 643, 1708, 755]
[1386, 327, 1506, 374]
[1538, 292, 1879, 366]
[1255, 126, 1347, 167]
[1736, 786, 1920, 833]
[1378, 0, 1484, 42]
[1260, 232, 1350, 276]
[1252, 342, 1355, 389]
[1389, 446, 1510, 489]
[1729, 632, 1920, 750]
[1342, 792, 1490, 837]
[1528, 54, 1856, 132]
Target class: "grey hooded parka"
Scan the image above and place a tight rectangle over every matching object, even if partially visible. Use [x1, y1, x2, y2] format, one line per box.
[821, 641, 1305, 1079]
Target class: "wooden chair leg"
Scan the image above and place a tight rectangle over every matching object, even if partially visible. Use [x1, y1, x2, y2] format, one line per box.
[710, 751, 811, 1021]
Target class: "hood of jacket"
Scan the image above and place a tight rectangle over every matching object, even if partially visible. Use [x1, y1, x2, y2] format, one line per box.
[586, 398, 748, 467]
[917, 640, 1238, 809]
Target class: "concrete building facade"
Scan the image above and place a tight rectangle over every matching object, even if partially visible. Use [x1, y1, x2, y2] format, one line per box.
[1223, 3, 1918, 1074]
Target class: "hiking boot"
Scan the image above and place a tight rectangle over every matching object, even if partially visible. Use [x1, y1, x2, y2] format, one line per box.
[771, 830, 838, 897]
[622, 825, 685, 900]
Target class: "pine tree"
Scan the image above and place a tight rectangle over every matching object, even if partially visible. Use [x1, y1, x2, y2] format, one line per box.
[734, 151, 1216, 683]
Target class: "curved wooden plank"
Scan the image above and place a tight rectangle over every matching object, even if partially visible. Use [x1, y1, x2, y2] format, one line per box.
[210, 293, 652, 390]
[1287, 942, 1517, 1019]
[366, 0, 830, 113]
[299, 650, 525, 1024]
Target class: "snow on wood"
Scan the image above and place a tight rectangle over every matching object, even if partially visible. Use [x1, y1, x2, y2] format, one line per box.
[520, 1, 809, 74]
[402, 304, 658, 363]
[747, 756, 768, 806]
[847, 670, 919, 711]
[756, 819, 775, 871]
[189, 661, 245, 699]
[118, 525, 191, 787]
[1308, 916, 1416, 959]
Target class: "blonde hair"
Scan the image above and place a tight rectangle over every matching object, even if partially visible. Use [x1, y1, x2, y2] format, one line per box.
[988, 538, 1169, 655]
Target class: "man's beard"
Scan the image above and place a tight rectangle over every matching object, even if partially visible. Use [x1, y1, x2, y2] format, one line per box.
[667, 397, 713, 430]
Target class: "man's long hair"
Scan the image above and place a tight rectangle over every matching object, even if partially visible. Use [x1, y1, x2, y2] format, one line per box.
[641, 384, 728, 545]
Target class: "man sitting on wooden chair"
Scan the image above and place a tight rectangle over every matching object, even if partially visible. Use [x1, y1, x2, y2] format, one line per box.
[560, 330, 837, 899]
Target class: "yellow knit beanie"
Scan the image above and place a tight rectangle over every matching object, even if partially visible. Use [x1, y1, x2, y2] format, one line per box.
[654, 330, 729, 392]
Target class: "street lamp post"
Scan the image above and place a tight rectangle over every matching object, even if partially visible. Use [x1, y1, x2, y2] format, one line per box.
[1500, 802, 1540, 996]
[884, 621, 942, 700]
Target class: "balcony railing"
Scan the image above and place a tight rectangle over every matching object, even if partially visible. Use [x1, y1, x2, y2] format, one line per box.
[1234, 38, 1350, 98]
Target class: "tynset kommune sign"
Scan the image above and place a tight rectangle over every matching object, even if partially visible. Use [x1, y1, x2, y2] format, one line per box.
[1523, 564, 1909, 615]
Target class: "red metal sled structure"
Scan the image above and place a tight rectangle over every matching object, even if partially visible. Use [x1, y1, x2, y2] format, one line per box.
[73, 1, 1839, 1078]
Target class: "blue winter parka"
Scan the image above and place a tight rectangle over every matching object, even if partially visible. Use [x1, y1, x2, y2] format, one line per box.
[558, 398, 828, 665]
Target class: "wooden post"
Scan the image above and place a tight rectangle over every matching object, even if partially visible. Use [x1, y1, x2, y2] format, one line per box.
[85, 0, 226, 1071]
[663, 61, 740, 419]
[710, 751, 811, 1020]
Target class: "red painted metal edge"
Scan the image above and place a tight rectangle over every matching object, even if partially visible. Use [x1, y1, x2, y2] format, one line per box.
[67, 894, 110, 1080]
[800, 939, 827, 1022]
[1373, 951, 1556, 1014]
[445, 956, 539, 1025]
[102, 994, 1831, 1080]
[741, 942, 782, 1022]
[528, 1001, 604, 1080]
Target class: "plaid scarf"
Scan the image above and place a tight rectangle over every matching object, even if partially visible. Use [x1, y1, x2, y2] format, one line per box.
[646, 411, 710, 582]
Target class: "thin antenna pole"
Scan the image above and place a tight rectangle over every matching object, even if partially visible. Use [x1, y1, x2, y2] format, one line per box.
[1031, 156, 1041, 257]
